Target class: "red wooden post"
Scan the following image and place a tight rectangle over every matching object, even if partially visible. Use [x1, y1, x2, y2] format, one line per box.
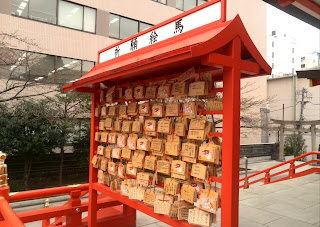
[66, 190, 82, 227]
[55, 216, 62, 225]
[42, 219, 50, 227]
[88, 83, 100, 227]
[0, 197, 24, 227]
[221, 36, 241, 227]
[289, 161, 295, 178]
[264, 171, 270, 184]
[0, 186, 10, 222]
[0, 186, 10, 202]
[123, 204, 136, 227]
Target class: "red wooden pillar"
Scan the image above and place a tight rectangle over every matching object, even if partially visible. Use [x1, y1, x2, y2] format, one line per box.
[123, 204, 136, 227]
[42, 219, 50, 227]
[0, 186, 10, 222]
[66, 190, 82, 226]
[88, 83, 100, 227]
[221, 36, 241, 227]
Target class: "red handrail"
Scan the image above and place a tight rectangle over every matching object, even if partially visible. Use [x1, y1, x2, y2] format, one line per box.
[240, 151, 320, 181]
[9, 184, 89, 202]
[17, 198, 122, 224]
[0, 197, 24, 227]
[239, 151, 320, 188]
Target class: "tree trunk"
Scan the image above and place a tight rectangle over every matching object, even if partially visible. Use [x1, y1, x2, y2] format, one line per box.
[59, 147, 64, 185]
[23, 158, 32, 190]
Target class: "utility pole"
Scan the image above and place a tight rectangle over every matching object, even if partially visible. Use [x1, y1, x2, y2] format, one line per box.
[299, 88, 308, 121]
[296, 87, 311, 129]
[293, 75, 296, 121]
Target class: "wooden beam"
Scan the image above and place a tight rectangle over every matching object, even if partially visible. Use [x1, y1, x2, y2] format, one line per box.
[75, 87, 95, 94]
[240, 59, 260, 74]
[201, 53, 260, 75]
[201, 53, 233, 68]
[269, 127, 320, 133]
[271, 119, 320, 125]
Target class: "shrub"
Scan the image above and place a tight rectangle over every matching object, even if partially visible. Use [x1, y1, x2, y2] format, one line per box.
[284, 133, 306, 157]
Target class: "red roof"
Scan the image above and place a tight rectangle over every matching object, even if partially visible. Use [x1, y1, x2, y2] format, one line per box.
[63, 15, 271, 92]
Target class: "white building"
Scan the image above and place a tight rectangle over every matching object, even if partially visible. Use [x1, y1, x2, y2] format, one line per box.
[301, 52, 320, 69]
[267, 30, 301, 78]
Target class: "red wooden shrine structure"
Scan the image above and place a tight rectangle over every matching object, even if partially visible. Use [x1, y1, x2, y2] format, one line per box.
[62, 1, 271, 226]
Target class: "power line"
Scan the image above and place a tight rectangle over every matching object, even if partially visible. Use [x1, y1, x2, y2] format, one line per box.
[269, 105, 297, 113]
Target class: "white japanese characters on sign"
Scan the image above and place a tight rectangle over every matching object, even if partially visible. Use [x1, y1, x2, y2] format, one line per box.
[99, 1, 221, 63]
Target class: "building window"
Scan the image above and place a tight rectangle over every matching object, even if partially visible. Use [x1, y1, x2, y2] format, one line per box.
[271, 31, 276, 36]
[292, 48, 294, 53]
[11, 0, 96, 33]
[139, 22, 152, 32]
[272, 41, 274, 47]
[82, 61, 95, 76]
[12, 0, 29, 18]
[152, 0, 167, 4]
[120, 17, 139, 40]
[58, 1, 96, 32]
[29, 0, 57, 24]
[176, 0, 207, 11]
[301, 64, 305, 68]
[55, 57, 94, 83]
[58, 1, 83, 30]
[272, 52, 274, 58]
[5, 49, 95, 84]
[292, 58, 294, 63]
[109, 13, 152, 40]
[301, 56, 305, 61]
[29, 53, 55, 81]
[83, 7, 97, 33]
[272, 63, 274, 69]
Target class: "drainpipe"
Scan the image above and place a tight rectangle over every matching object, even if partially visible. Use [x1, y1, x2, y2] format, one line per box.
[293, 75, 296, 121]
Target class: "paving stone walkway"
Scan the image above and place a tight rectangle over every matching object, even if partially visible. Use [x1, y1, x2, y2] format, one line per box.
[137, 160, 320, 227]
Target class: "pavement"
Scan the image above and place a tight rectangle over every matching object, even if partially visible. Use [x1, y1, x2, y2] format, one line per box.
[14, 159, 319, 227]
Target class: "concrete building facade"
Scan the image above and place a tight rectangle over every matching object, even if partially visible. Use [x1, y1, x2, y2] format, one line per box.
[267, 30, 301, 78]
[0, 0, 268, 144]
[267, 75, 320, 153]
[301, 52, 320, 69]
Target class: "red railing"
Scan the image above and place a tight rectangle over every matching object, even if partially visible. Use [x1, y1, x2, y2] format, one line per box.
[239, 151, 320, 189]
[9, 184, 89, 202]
[0, 183, 129, 227]
[0, 197, 24, 227]
[0, 152, 318, 226]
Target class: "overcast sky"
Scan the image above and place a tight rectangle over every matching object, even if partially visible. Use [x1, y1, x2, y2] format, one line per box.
[267, 4, 320, 56]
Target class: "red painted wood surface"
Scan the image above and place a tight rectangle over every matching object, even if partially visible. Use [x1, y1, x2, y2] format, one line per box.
[220, 36, 241, 227]
[62, 16, 271, 92]
[93, 183, 198, 227]
[9, 184, 89, 202]
[239, 151, 320, 188]
[16, 198, 121, 224]
[88, 83, 100, 227]
[0, 197, 24, 227]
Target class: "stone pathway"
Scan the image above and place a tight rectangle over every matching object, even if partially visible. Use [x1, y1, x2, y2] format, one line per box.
[137, 159, 320, 227]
